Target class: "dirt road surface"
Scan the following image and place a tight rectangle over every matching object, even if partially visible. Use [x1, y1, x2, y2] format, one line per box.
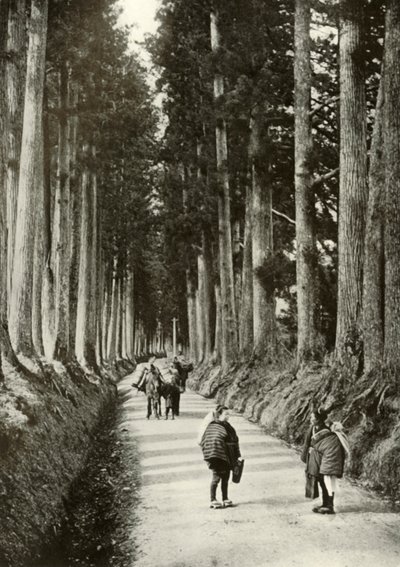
[118, 373, 400, 567]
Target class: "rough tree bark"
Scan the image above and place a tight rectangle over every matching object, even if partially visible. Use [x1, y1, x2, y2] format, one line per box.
[9, 0, 49, 356]
[95, 207, 103, 366]
[212, 283, 222, 363]
[90, 146, 98, 363]
[102, 260, 112, 360]
[196, 254, 206, 363]
[106, 259, 118, 363]
[0, 0, 12, 377]
[41, 86, 55, 358]
[202, 231, 214, 362]
[363, 76, 384, 373]
[383, 1, 400, 371]
[335, 0, 367, 362]
[125, 268, 135, 360]
[197, 136, 214, 363]
[250, 109, 276, 358]
[68, 84, 79, 357]
[32, 121, 45, 356]
[210, 6, 238, 367]
[96, 251, 104, 366]
[232, 218, 242, 329]
[186, 270, 198, 363]
[53, 60, 71, 361]
[239, 183, 253, 356]
[116, 276, 123, 360]
[101, 275, 110, 361]
[6, 0, 26, 301]
[120, 276, 127, 360]
[75, 142, 96, 369]
[294, 0, 318, 364]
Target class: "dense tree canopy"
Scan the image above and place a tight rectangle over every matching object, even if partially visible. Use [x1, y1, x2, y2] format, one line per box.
[0, 0, 399, 380]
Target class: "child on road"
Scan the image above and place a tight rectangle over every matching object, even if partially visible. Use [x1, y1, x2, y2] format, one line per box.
[199, 405, 241, 509]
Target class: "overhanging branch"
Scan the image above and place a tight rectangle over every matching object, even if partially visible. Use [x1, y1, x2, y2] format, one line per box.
[272, 209, 296, 225]
[312, 167, 339, 187]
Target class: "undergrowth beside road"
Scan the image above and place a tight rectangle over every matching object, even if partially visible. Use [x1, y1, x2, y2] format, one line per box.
[189, 360, 400, 503]
[0, 359, 133, 567]
[37, 390, 141, 567]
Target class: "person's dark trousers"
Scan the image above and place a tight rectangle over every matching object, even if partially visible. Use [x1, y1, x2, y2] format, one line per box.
[147, 396, 152, 418]
[180, 371, 188, 391]
[210, 469, 230, 501]
[165, 406, 175, 419]
[173, 391, 180, 416]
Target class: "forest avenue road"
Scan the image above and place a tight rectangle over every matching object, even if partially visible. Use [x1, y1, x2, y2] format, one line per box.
[118, 373, 400, 567]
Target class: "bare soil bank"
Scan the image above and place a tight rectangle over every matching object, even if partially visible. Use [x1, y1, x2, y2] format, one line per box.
[0, 358, 127, 567]
[189, 360, 400, 503]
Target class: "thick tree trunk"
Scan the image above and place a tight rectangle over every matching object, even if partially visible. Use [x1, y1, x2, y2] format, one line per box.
[232, 218, 242, 329]
[196, 254, 206, 363]
[363, 77, 384, 373]
[335, 0, 367, 362]
[89, 148, 98, 364]
[95, 209, 103, 366]
[53, 60, 71, 361]
[41, 86, 55, 358]
[250, 110, 276, 358]
[294, 0, 318, 364]
[186, 270, 198, 363]
[196, 136, 214, 363]
[102, 261, 112, 360]
[120, 276, 127, 360]
[212, 283, 222, 363]
[210, 8, 238, 367]
[96, 271, 104, 366]
[125, 268, 135, 360]
[239, 183, 253, 356]
[9, 0, 48, 356]
[202, 231, 214, 362]
[134, 319, 141, 357]
[75, 143, 96, 369]
[0, 0, 14, 373]
[68, 84, 79, 356]
[101, 277, 110, 361]
[106, 262, 118, 363]
[6, 0, 26, 301]
[116, 276, 123, 360]
[383, 1, 400, 370]
[32, 122, 45, 356]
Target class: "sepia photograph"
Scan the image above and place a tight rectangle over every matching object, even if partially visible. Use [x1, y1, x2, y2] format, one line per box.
[0, 0, 399, 566]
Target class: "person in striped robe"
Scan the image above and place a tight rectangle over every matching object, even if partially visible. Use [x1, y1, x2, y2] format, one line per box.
[199, 405, 241, 509]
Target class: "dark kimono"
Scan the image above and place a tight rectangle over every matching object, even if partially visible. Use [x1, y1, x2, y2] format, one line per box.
[301, 426, 345, 499]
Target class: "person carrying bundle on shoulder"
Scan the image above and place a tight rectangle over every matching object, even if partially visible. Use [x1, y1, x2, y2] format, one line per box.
[173, 350, 193, 392]
[301, 406, 350, 515]
[163, 363, 181, 420]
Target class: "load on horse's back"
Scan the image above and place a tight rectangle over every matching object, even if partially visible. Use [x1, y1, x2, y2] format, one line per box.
[131, 357, 185, 420]
[131, 362, 150, 392]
